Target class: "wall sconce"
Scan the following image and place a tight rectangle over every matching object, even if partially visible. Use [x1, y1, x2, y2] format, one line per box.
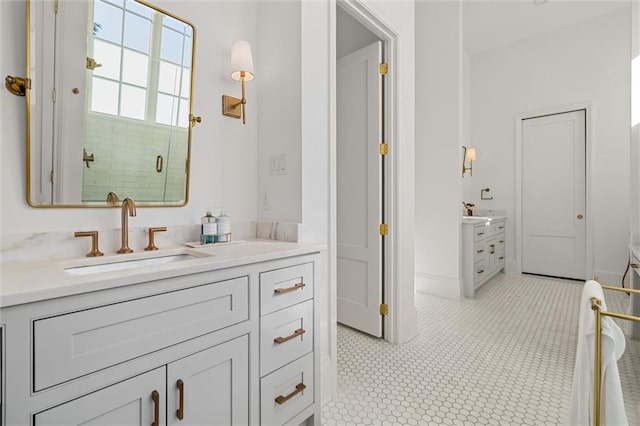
[462, 146, 476, 177]
[222, 40, 254, 125]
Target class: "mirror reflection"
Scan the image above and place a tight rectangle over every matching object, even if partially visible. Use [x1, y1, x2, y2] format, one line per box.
[28, 0, 196, 207]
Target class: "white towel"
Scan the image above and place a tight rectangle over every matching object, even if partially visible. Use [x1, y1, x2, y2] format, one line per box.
[568, 280, 628, 426]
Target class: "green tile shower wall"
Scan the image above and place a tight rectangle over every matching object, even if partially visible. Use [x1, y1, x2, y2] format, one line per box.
[82, 113, 188, 202]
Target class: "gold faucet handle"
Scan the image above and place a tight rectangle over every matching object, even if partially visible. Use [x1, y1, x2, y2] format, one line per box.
[74, 231, 104, 257]
[145, 227, 167, 251]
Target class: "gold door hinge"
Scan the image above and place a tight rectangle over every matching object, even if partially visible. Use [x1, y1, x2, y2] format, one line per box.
[379, 303, 389, 316]
[379, 63, 388, 75]
[50, 170, 54, 183]
[54, 0, 59, 13]
[52, 88, 56, 103]
[379, 223, 388, 236]
[379, 143, 388, 156]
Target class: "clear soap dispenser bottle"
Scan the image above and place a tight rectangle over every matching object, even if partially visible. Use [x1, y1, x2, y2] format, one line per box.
[200, 209, 217, 244]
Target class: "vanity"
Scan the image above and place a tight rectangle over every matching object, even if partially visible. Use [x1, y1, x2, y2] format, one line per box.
[461, 217, 506, 298]
[0, 241, 323, 425]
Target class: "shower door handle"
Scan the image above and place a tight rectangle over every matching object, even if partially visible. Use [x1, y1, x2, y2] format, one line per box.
[156, 155, 163, 173]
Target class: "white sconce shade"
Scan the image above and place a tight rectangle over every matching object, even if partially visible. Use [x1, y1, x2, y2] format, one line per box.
[230, 40, 255, 82]
[465, 148, 476, 162]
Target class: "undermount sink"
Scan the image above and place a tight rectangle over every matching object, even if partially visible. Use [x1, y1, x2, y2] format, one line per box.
[64, 253, 201, 276]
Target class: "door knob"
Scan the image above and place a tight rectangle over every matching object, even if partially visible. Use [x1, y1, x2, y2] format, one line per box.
[577, 214, 584, 220]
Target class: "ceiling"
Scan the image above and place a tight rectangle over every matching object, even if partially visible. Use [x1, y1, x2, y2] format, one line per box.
[463, 0, 631, 54]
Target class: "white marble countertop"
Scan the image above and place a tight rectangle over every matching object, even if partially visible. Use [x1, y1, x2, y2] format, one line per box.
[631, 245, 640, 261]
[0, 239, 325, 308]
[461, 216, 507, 225]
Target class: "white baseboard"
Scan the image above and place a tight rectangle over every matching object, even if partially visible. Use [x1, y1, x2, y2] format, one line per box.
[592, 269, 624, 287]
[415, 272, 463, 299]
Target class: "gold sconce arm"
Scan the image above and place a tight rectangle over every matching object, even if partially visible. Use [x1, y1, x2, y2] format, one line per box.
[5, 75, 30, 97]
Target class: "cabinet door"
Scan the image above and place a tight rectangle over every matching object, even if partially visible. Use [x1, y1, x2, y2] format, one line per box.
[34, 367, 165, 426]
[167, 335, 249, 426]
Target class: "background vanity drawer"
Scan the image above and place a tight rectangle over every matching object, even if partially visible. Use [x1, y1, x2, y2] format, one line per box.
[261, 352, 314, 426]
[33, 276, 249, 391]
[260, 263, 313, 315]
[475, 260, 488, 283]
[473, 226, 488, 242]
[261, 300, 313, 375]
[496, 250, 506, 269]
[473, 241, 486, 261]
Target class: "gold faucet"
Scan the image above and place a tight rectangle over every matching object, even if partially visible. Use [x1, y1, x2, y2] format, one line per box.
[117, 197, 137, 254]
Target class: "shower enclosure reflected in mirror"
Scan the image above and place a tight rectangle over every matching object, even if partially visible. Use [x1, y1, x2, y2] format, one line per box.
[26, 0, 196, 207]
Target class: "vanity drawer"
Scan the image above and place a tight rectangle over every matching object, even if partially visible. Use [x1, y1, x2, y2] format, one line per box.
[33, 276, 249, 391]
[474, 241, 486, 261]
[475, 260, 488, 284]
[261, 300, 313, 376]
[473, 226, 488, 242]
[496, 250, 506, 269]
[261, 352, 314, 426]
[260, 263, 313, 315]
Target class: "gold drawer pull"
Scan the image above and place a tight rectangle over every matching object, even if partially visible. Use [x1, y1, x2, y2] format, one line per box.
[176, 379, 185, 420]
[151, 390, 160, 426]
[477, 232, 485, 236]
[478, 269, 485, 274]
[476, 249, 484, 253]
[499, 256, 505, 260]
[275, 383, 306, 405]
[274, 328, 306, 344]
[498, 240, 504, 243]
[274, 282, 305, 294]
[631, 263, 639, 269]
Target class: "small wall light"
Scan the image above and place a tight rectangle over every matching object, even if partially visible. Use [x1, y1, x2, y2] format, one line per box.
[462, 146, 476, 177]
[222, 40, 255, 125]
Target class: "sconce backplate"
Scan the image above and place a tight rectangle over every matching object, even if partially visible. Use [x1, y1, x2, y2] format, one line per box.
[222, 95, 242, 119]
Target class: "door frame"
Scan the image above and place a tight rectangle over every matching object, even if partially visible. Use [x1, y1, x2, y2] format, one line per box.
[514, 102, 594, 279]
[334, 0, 398, 342]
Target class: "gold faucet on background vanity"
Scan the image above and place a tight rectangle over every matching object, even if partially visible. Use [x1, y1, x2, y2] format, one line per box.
[117, 198, 137, 254]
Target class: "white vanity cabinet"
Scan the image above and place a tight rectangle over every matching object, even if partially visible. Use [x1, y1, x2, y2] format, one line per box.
[462, 218, 506, 298]
[0, 246, 321, 426]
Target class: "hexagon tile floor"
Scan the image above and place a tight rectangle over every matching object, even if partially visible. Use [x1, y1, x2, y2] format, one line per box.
[321, 273, 640, 425]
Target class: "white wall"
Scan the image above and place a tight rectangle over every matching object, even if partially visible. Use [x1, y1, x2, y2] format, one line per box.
[632, 1, 640, 246]
[464, 9, 631, 284]
[256, 1, 302, 224]
[415, 0, 465, 299]
[1, 0, 258, 247]
[336, 6, 378, 59]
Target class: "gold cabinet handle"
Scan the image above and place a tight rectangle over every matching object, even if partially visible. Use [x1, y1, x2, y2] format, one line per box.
[274, 282, 305, 294]
[477, 232, 485, 236]
[577, 214, 584, 220]
[476, 249, 484, 253]
[498, 240, 504, 243]
[631, 263, 640, 269]
[274, 328, 306, 344]
[499, 256, 505, 260]
[275, 383, 306, 405]
[176, 379, 185, 420]
[151, 390, 160, 426]
[478, 269, 485, 274]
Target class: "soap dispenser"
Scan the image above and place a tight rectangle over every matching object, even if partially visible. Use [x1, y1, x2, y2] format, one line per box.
[200, 209, 217, 244]
[215, 209, 231, 242]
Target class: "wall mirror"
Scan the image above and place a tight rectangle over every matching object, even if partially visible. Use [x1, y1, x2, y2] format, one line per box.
[26, 0, 196, 207]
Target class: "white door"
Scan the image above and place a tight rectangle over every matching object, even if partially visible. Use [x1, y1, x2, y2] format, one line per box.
[34, 367, 165, 425]
[167, 335, 249, 426]
[337, 41, 383, 337]
[522, 110, 586, 280]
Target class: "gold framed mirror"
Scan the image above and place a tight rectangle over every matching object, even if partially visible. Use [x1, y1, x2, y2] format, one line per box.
[25, 0, 197, 207]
